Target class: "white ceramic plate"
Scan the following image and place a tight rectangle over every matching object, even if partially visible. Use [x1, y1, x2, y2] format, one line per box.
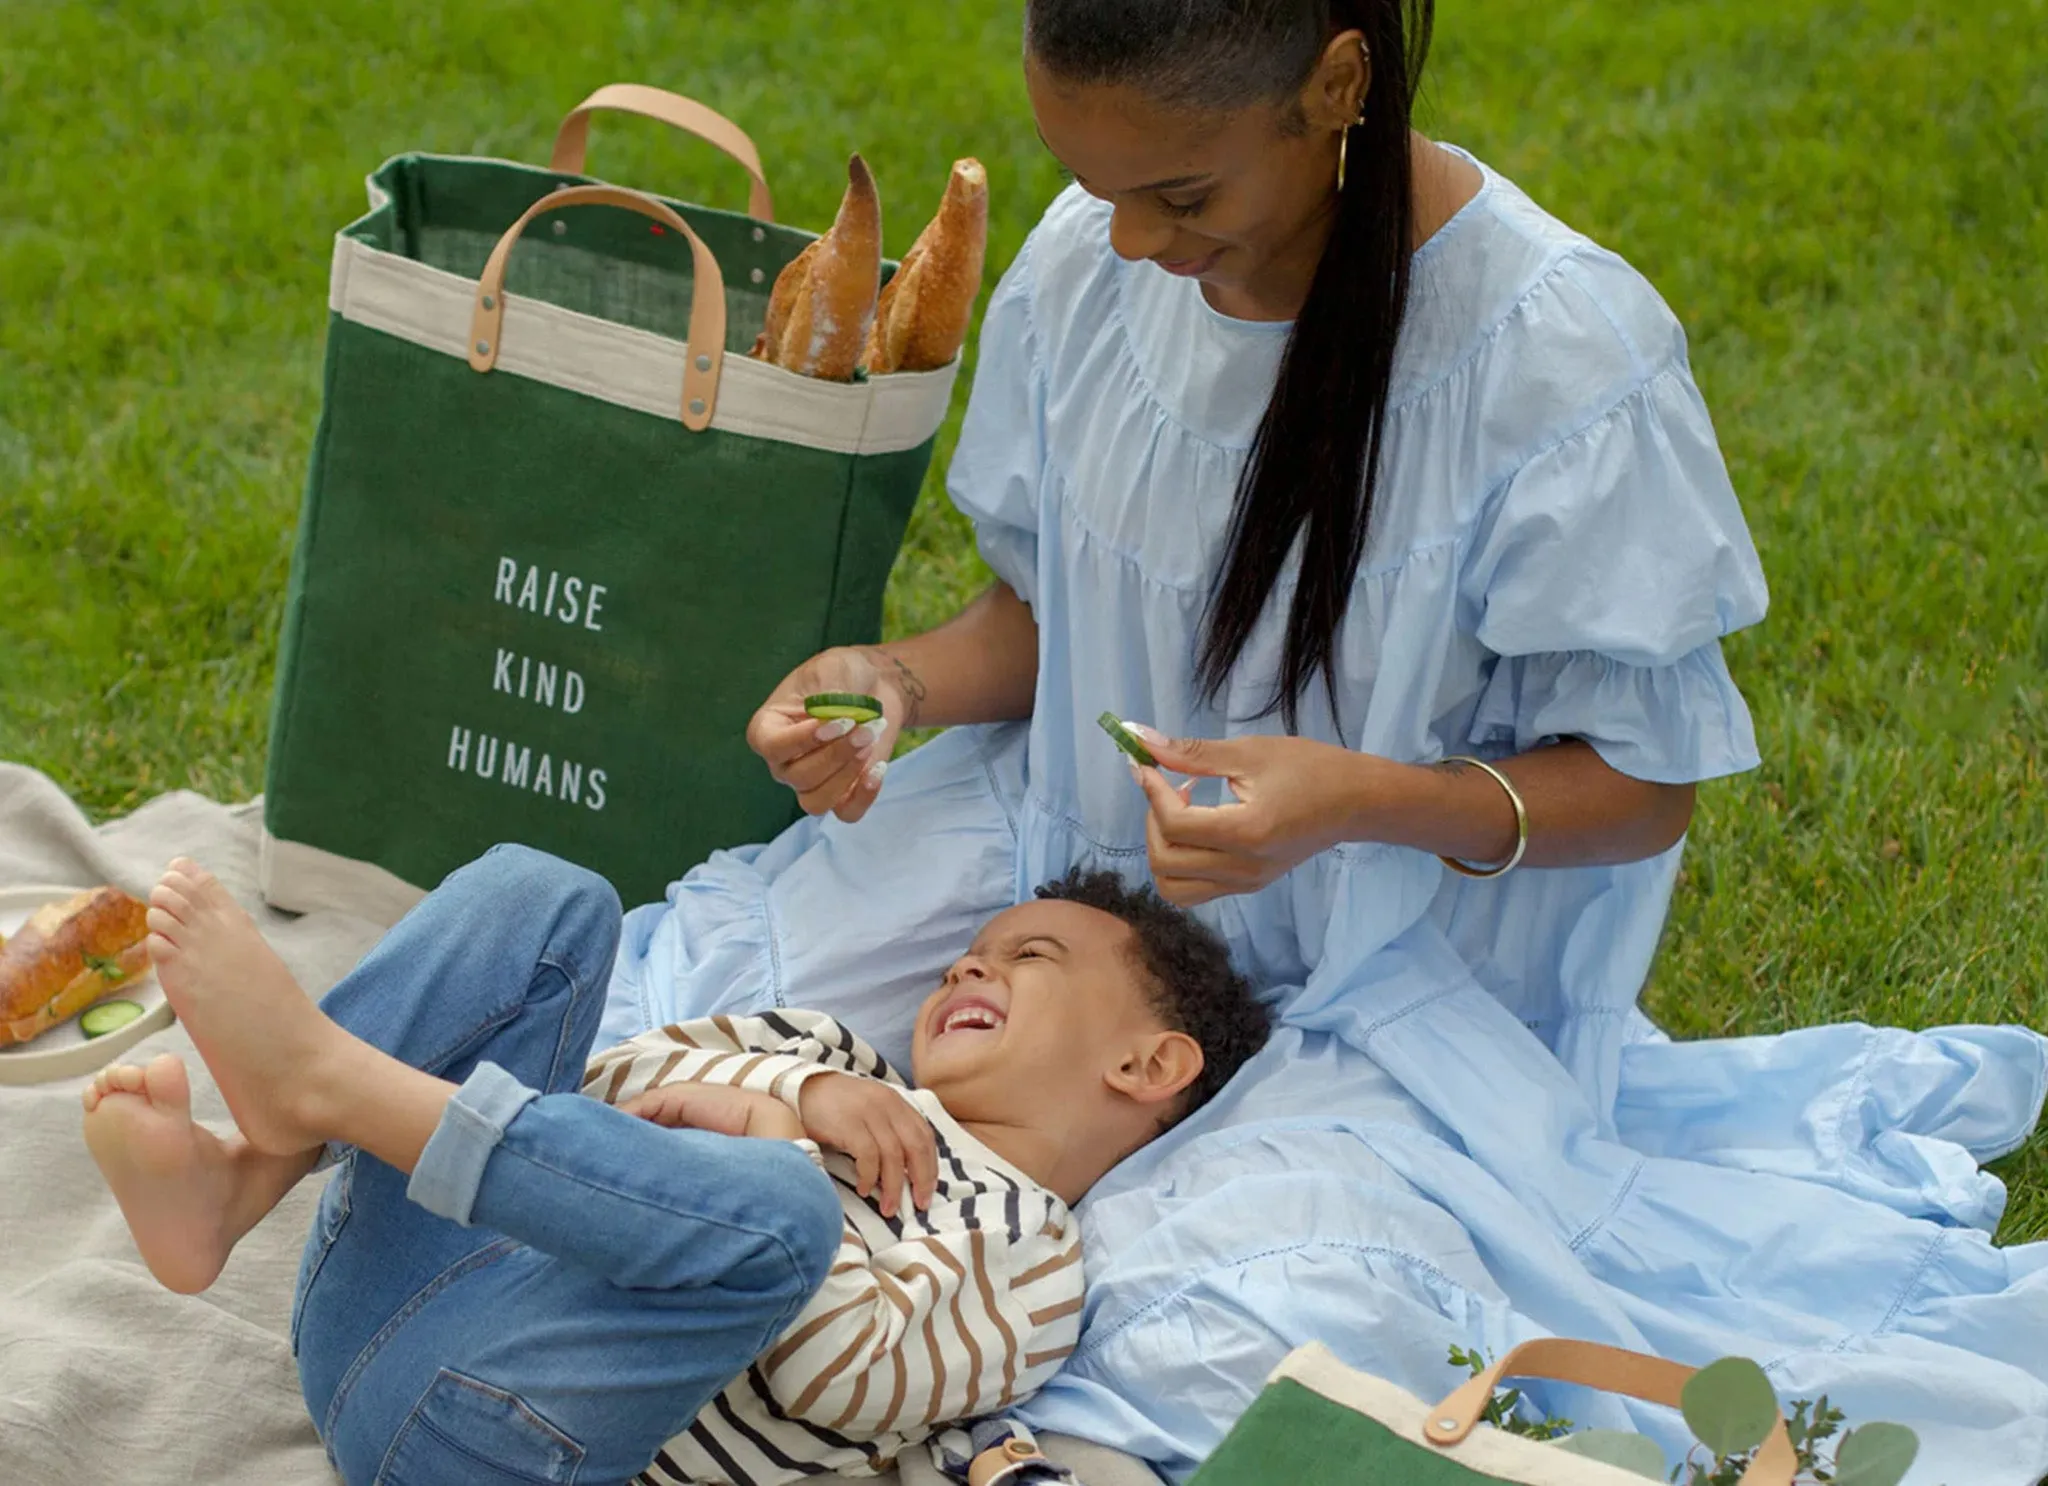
[0, 885, 176, 1086]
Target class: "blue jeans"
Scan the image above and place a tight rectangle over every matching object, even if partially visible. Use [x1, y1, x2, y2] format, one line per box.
[291, 845, 843, 1486]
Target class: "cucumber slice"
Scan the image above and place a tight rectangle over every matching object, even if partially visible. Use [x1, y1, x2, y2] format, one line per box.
[80, 999, 145, 1039]
[1097, 713, 1157, 767]
[804, 692, 885, 724]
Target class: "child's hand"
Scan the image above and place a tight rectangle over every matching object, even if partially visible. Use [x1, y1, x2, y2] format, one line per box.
[797, 1073, 939, 1218]
[621, 1082, 806, 1143]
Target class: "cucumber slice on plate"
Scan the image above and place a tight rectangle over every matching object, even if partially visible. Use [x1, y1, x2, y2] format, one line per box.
[1097, 713, 1157, 767]
[80, 999, 145, 1039]
[804, 692, 885, 724]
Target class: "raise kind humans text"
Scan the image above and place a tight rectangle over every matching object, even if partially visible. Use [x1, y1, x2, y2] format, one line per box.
[442, 557, 613, 812]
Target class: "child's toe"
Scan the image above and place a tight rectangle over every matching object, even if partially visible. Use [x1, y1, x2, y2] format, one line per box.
[141, 1054, 190, 1109]
[167, 859, 218, 895]
[149, 879, 192, 917]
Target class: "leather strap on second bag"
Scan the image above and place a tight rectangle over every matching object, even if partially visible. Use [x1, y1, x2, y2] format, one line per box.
[1424, 1338, 1798, 1486]
[468, 184, 727, 432]
[552, 84, 775, 222]
[968, 1436, 1061, 1486]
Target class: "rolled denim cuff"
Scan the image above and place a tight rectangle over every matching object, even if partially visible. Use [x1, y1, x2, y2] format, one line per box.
[407, 1061, 541, 1226]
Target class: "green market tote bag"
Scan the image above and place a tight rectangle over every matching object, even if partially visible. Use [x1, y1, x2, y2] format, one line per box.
[1186, 1340, 1796, 1486]
[260, 88, 959, 920]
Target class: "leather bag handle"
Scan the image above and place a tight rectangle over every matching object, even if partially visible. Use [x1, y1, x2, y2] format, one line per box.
[1426, 1339, 1798, 1486]
[469, 184, 727, 432]
[552, 84, 775, 222]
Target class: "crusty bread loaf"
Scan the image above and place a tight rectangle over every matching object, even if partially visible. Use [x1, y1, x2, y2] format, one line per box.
[0, 887, 151, 1047]
[864, 158, 988, 375]
[751, 154, 883, 382]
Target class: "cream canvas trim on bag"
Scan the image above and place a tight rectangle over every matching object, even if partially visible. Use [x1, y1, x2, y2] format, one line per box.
[1271, 1344, 1667, 1486]
[327, 234, 960, 457]
[259, 824, 427, 927]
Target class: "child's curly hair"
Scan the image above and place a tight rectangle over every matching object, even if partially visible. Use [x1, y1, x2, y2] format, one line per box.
[1034, 868, 1273, 1120]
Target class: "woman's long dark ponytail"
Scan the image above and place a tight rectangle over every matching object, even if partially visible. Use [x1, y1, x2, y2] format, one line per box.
[1025, 1, 1436, 732]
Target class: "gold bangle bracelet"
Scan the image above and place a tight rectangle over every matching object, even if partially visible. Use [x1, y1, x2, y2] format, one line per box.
[1436, 755, 1529, 880]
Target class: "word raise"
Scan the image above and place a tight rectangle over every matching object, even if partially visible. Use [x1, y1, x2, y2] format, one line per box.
[494, 558, 607, 632]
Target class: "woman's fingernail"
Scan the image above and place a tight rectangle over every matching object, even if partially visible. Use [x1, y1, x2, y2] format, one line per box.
[865, 760, 889, 789]
[816, 717, 856, 742]
[854, 720, 888, 749]
[1124, 721, 1161, 742]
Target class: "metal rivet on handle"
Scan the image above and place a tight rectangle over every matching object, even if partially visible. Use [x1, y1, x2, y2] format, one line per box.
[552, 220, 567, 236]
[689, 398, 707, 417]
[750, 267, 765, 284]
[481, 295, 494, 311]
[475, 340, 491, 355]
[695, 354, 712, 373]
[752, 226, 766, 243]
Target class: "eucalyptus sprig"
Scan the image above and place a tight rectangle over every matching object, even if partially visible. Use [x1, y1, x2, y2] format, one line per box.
[1452, 1349, 1925, 1486]
[1447, 1346, 1573, 1442]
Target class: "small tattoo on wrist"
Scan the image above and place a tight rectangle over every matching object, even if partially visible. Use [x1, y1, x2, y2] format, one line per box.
[871, 649, 927, 731]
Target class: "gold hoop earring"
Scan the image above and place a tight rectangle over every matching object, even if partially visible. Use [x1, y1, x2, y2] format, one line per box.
[1336, 106, 1366, 192]
[1337, 38, 1373, 193]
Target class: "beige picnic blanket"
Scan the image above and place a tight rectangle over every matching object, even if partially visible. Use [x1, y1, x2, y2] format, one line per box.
[0, 762, 1159, 1486]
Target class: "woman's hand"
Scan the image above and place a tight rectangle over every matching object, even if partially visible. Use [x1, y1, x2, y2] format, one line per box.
[620, 1082, 806, 1143]
[746, 583, 1039, 824]
[796, 1072, 939, 1218]
[1127, 727, 1391, 907]
[1128, 728, 1697, 901]
[746, 647, 910, 823]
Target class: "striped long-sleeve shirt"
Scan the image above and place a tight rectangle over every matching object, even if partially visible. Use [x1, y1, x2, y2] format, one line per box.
[583, 1012, 1085, 1486]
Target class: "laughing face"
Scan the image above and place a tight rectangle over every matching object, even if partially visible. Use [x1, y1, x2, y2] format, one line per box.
[909, 898, 1182, 1126]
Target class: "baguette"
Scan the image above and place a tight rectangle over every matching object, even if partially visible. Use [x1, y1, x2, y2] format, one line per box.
[751, 154, 883, 382]
[0, 887, 151, 1047]
[864, 158, 988, 375]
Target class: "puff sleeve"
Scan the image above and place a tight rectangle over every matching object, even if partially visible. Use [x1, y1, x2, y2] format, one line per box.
[1460, 364, 1770, 783]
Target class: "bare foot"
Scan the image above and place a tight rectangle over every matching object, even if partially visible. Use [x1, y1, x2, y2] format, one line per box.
[146, 859, 341, 1155]
[82, 1055, 246, 1294]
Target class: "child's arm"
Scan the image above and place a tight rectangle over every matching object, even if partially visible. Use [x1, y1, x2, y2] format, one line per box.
[586, 1013, 937, 1214]
[584, 1011, 859, 1112]
[756, 1211, 1085, 1439]
[617, 1081, 806, 1143]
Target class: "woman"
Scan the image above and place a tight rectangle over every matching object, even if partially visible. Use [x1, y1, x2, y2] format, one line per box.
[605, 1, 2048, 1478]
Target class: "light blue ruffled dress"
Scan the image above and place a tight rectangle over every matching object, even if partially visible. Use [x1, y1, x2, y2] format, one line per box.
[605, 153, 2048, 1484]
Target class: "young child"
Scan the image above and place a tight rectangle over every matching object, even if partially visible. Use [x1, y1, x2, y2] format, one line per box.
[81, 846, 1271, 1486]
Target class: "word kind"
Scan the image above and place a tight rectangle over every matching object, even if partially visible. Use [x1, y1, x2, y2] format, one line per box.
[494, 650, 584, 714]
[495, 557, 607, 632]
[447, 726, 607, 813]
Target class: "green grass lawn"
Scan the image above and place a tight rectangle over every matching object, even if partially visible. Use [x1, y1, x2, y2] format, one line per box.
[2, 3, 2043, 1233]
